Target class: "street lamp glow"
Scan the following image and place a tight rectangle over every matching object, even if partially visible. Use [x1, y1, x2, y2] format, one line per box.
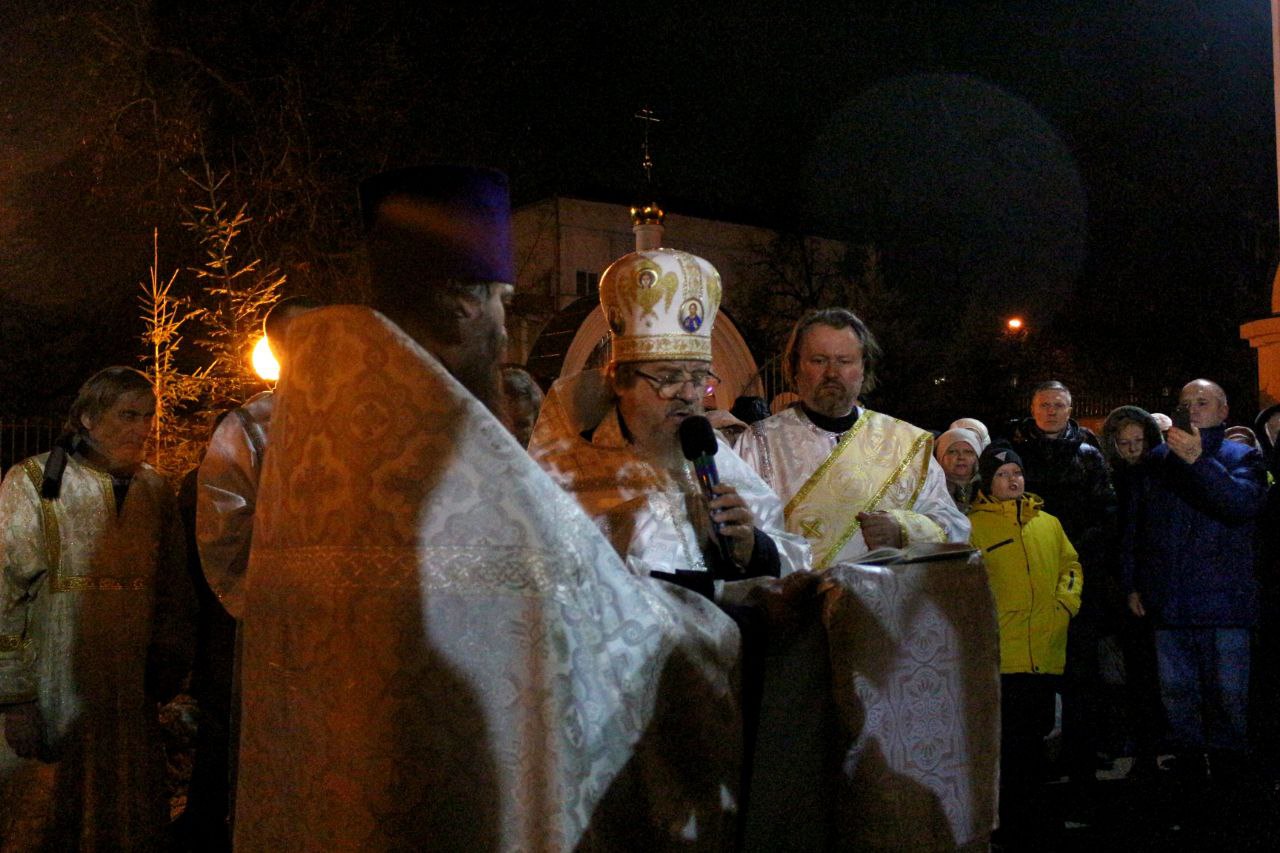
[252, 336, 280, 381]
[1006, 317, 1025, 332]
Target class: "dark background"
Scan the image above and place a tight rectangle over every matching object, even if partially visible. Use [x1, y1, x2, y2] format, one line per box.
[1, 1, 1276, 426]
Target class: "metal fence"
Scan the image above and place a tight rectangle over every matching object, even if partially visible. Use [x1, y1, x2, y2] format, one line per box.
[1013, 389, 1181, 420]
[1, 417, 59, 477]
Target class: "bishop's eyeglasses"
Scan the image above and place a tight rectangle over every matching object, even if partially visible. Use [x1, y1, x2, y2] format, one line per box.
[633, 369, 721, 400]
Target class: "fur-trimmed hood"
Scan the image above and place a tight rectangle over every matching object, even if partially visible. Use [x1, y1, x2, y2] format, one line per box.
[1101, 405, 1163, 470]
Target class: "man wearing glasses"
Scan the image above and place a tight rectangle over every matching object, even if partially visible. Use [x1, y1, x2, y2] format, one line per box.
[736, 308, 969, 569]
[531, 247, 809, 595]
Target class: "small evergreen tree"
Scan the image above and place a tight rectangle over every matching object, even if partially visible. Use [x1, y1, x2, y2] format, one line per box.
[184, 164, 285, 414]
[138, 229, 206, 476]
[137, 167, 285, 477]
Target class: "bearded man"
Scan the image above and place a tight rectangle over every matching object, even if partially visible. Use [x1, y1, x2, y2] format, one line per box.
[735, 308, 969, 569]
[234, 166, 743, 850]
[0, 366, 195, 849]
[528, 238, 811, 843]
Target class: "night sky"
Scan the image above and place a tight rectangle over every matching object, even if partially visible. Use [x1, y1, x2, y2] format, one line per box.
[1, 1, 1277, 419]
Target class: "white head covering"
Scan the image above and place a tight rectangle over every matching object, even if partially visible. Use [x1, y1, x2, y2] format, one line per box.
[935, 428, 982, 463]
[599, 248, 721, 363]
[948, 418, 990, 450]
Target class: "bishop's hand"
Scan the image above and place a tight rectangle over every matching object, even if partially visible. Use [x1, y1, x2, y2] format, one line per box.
[709, 483, 757, 566]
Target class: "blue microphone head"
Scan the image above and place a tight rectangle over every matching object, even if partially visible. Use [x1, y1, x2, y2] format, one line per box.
[679, 415, 718, 461]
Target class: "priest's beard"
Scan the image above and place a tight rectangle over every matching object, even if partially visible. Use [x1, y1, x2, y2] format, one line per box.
[451, 323, 507, 416]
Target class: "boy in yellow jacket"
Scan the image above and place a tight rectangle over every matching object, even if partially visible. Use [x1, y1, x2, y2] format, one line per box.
[969, 444, 1082, 843]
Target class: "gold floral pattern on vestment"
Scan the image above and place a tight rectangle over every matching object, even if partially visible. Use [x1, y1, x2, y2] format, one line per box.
[822, 432, 932, 567]
[784, 415, 870, 518]
[784, 412, 934, 569]
[22, 459, 61, 576]
[252, 544, 596, 606]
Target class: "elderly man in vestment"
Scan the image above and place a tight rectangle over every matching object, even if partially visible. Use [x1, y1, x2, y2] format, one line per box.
[234, 166, 743, 850]
[528, 239, 811, 808]
[529, 248, 809, 591]
[735, 308, 970, 568]
[0, 366, 195, 850]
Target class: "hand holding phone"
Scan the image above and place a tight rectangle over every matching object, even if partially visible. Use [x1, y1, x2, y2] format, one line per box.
[1166, 404, 1203, 464]
[1171, 405, 1192, 433]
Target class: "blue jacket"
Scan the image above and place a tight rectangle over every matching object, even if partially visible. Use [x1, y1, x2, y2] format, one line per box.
[1122, 425, 1267, 627]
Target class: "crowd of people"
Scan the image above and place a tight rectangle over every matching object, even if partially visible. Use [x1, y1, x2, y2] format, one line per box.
[0, 163, 1273, 851]
[930, 377, 1274, 846]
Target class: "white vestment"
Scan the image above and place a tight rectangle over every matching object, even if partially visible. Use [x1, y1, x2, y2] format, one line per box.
[0, 454, 195, 850]
[196, 390, 272, 618]
[528, 369, 810, 583]
[735, 406, 969, 567]
[234, 307, 743, 851]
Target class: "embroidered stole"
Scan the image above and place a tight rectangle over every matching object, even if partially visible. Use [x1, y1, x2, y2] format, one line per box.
[783, 411, 933, 569]
[21, 458, 149, 592]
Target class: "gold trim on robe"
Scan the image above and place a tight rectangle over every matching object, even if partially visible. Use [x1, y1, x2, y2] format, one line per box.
[21, 458, 150, 593]
[783, 412, 936, 569]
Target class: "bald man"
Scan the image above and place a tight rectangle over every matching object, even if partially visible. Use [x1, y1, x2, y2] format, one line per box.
[1122, 379, 1267, 788]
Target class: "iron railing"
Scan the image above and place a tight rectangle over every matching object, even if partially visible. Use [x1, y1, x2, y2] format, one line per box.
[1, 417, 59, 477]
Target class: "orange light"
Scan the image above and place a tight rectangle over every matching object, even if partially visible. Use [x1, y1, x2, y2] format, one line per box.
[1006, 317, 1024, 331]
[251, 336, 280, 381]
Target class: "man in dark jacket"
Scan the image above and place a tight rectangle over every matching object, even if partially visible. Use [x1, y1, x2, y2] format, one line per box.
[1008, 380, 1116, 802]
[1123, 379, 1267, 783]
[1008, 381, 1114, 566]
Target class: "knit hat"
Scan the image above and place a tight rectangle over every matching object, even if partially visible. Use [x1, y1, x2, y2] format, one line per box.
[935, 427, 982, 464]
[978, 444, 1024, 495]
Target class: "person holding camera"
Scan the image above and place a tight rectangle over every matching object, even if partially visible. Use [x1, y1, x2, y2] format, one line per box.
[1122, 379, 1267, 797]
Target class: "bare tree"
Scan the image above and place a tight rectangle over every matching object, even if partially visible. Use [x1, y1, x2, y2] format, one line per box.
[737, 233, 906, 362]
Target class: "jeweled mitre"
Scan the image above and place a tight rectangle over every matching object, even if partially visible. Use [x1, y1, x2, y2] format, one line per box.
[599, 248, 722, 363]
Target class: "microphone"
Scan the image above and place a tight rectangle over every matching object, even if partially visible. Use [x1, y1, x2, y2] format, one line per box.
[678, 416, 733, 562]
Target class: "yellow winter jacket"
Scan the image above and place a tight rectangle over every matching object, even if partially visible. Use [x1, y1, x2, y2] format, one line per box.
[968, 493, 1082, 675]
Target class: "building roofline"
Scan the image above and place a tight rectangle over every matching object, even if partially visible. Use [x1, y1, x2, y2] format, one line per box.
[513, 190, 849, 242]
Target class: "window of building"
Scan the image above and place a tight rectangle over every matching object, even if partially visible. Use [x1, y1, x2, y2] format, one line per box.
[575, 270, 599, 297]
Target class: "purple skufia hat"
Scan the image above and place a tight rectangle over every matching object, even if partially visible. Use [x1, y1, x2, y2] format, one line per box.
[360, 164, 514, 285]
